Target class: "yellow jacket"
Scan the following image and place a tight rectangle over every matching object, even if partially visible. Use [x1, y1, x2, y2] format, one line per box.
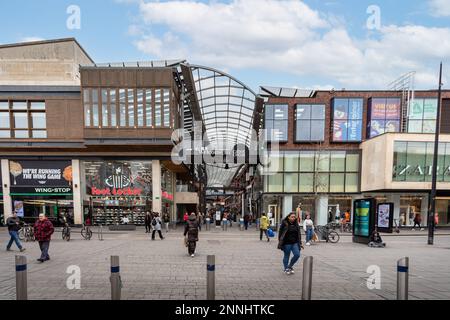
[260, 215, 270, 230]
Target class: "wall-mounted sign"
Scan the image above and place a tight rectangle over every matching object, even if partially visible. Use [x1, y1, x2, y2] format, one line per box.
[9, 160, 73, 194]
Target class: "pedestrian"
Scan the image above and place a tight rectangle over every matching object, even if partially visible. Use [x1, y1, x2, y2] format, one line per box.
[244, 214, 250, 230]
[33, 214, 54, 263]
[184, 212, 199, 257]
[303, 214, 314, 246]
[144, 211, 152, 233]
[6, 212, 26, 252]
[434, 212, 439, 231]
[412, 213, 423, 231]
[259, 212, 270, 242]
[278, 212, 303, 275]
[197, 212, 202, 231]
[183, 212, 189, 223]
[162, 212, 170, 233]
[151, 212, 164, 240]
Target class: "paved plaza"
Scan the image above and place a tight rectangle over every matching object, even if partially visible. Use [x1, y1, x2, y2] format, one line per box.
[1, 225, 450, 300]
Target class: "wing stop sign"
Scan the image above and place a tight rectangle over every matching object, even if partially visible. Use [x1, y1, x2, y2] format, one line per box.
[352, 198, 376, 244]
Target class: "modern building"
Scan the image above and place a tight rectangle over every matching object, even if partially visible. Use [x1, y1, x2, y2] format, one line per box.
[259, 87, 450, 227]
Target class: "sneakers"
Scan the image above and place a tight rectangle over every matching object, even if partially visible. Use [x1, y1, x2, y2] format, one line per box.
[288, 267, 295, 274]
[20, 248, 26, 252]
[284, 269, 292, 275]
[37, 259, 44, 263]
[191, 254, 195, 258]
[306, 242, 311, 246]
[420, 228, 424, 231]
[6, 248, 11, 251]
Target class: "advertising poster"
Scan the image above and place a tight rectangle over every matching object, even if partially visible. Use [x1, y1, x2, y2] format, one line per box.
[422, 120, 436, 133]
[377, 204, 390, 228]
[349, 99, 363, 120]
[9, 160, 72, 187]
[354, 199, 370, 237]
[14, 201, 24, 217]
[371, 98, 386, 119]
[423, 99, 437, 119]
[385, 120, 400, 133]
[385, 98, 401, 119]
[409, 99, 423, 119]
[333, 99, 348, 120]
[347, 120, 362, 141]
[333, 120, 347, 141]
[370, 120, 385, 137]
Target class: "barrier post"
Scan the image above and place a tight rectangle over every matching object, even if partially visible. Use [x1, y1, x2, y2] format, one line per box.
[301, 256, 313, 300]
[397, 257, 409, 300]
[15, 255, 27, 300]
[207, 255, 215, 300]
[110, 256, 122, 300]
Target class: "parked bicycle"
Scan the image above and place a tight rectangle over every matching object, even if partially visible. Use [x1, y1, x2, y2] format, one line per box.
[18, 223, 35, 242]
[62, 217, 71, 241]
[343, 222, 352, 233]
[81, 223, 93, 240]
[315, 225, 340, 243]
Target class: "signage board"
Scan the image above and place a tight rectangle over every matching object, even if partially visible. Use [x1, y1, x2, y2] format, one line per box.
[376, 202, 394, 233]
[353, 198, 376, 244]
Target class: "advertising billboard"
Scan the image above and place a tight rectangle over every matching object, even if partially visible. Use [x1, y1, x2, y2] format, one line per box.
[332, 98, 362, 142]
[353, 198, 376, 244]
[376, 202, 394, 233]
[368, 98, 401, 138]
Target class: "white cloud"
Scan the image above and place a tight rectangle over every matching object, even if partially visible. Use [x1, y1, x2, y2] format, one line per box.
[429, 0, 450, 17]
[128, 0, 450, 89]
[20, 37, 45, 43]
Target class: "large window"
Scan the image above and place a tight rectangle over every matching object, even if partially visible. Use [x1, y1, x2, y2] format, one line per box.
[265, 104, 288, 142]
[407, 98, 438, 133]
[393, 141, 450, 182]
[367, 98, 401, 138]
[332, 98, 363, 142]
[295, 104, 325, 141]
[265, 151, 360, 193]
[83, 87, 173, 128]
[0, 100, 46, 139]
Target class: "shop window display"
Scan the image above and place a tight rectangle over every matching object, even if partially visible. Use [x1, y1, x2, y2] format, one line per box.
[83, 160, 152, 225]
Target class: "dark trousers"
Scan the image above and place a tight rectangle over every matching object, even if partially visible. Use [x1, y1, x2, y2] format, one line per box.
[413, 222, 421, 228]
[244, 221, 249, 230]
[260, 228, 269, 240]
[38, 241, 50, 260]
[7, 231, 23, 250]
[188, 241, 196, 255]
[152, 230, 164, 240]
[145, 224, 151, 233]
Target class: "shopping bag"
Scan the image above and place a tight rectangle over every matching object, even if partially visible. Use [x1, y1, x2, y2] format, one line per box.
[267, 228, 275, 238]
[312, 232, 318, 242]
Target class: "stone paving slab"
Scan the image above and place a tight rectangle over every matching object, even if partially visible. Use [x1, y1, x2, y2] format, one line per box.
[0, 226, 449, 300]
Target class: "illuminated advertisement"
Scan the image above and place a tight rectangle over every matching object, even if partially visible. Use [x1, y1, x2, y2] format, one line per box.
[353, 198, 376, 244]
[376, 203, 394, 233]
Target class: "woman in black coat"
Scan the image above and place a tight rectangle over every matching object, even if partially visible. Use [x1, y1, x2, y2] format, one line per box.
[184, 213, 199, 257]
[278, 212, 304, 275]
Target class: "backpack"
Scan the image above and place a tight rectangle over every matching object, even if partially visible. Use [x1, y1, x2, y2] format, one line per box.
[151, 218, 157, 226]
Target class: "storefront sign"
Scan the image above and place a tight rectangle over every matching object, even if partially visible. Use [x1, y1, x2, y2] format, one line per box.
[162, 191, 174, 201]
[91, 187, 142, 196]
[9, 160, 73, 195]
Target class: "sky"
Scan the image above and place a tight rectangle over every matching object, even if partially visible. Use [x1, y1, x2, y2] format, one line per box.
[1, 0, 449, 92]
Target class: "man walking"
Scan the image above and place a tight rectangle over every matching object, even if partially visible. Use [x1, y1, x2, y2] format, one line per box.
[144, 211, 152, 233]
[34, 214, 54, 263]
[162, 212, 170, 233]
[6, 212, 25, 252]
[259, 212, 270, 242]
[151, 212, 164, 240]
[184, 212, 199, 257]
[244, 214, 250, 230]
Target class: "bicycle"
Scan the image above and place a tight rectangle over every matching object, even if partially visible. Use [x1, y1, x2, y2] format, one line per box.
[343, 222, 352, 233]
[62, 218, 71, 241]
[18, 223, 35, 242]
[315, 225, 340, 243]
[81, 224, 93, 240]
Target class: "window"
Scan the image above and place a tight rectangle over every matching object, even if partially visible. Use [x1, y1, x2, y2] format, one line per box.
[163, 89, 170, 127]
[265, 104, 288, 142]
[137, 89, 144, 127]
[92, 89, 99, 127]
[119, 89, 126, 127]
[83, 89, 91, 127]
[155, 89, 162, 127]
[146, 89, 153, 127]
[110, 89, 117, 127]
[332, 98, 363, 142]
[295, 104, 325, 141]
[408, 98, 438, 133]
[368, 98, 401, 138]
[101, 89, 108, 127]
[128, 89, 135, 127]
[0, 100, 46, 139]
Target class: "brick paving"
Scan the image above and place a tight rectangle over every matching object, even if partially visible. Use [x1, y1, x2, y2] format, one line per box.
[0, 225, 449, 300]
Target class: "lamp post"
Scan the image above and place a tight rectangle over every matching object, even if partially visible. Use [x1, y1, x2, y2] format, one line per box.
[428, 62, 443, 245]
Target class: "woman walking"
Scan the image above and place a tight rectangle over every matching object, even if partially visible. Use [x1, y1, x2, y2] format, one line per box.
[151, 213, 164, 240]
[184, 212, 199, 257]
[278, 212, 303, 275]
[303, 214, 314, 246]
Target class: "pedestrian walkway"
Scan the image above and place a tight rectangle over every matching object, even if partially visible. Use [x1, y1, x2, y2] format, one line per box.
[0, 226, 449, 300]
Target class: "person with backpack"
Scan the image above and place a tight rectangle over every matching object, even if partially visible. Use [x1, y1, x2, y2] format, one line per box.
[278, 212, 303, 275]
[144, 211, 152, 233]
[162, 212, 170, 233]
[184, 212, 199, 257]
[259, 212, 270, 242]
[151, 212, 164, 240]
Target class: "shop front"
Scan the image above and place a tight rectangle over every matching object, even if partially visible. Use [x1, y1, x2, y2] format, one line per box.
[82, 160, 152, 226]
[8, 159, 73, 225]
[161, 164, 174, 220]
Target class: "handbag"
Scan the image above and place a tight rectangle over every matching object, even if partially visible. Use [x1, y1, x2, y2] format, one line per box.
[267, 228, 275, 238]
[312, 232, 318, 242]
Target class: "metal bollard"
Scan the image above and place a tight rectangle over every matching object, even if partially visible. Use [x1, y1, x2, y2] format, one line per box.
[15, 255, 27, 300]
[302, 256, 313, 300]
[110, 256, 122, 300]
[240, 218, 244, 231]
[206, 218, 210, 231]
[397, 257, 409, 300]
[207, 255, 215, 300]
